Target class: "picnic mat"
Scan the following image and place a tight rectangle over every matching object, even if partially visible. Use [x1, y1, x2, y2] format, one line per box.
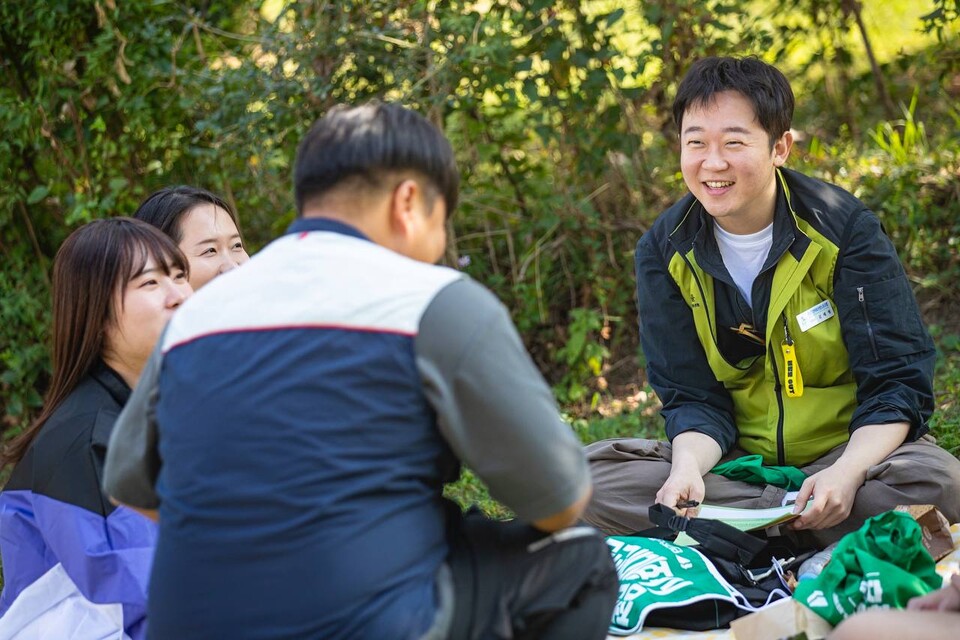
[606, 523, 960, 640]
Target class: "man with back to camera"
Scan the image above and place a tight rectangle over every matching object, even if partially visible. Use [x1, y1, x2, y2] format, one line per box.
[102, 103, 618, 639]
[582, 56, 960, 545]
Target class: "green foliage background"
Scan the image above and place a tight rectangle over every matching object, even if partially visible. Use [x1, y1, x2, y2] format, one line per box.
[1, 1, 959, 523]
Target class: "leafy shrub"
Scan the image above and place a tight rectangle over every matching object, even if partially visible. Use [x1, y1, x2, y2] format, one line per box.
[2, 0, 958, 440]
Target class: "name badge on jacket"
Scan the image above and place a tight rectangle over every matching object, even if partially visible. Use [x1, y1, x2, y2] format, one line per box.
[796, 300, 835, 332]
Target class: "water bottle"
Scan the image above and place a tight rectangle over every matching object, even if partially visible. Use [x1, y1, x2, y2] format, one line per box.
[798, 542, 839, 581]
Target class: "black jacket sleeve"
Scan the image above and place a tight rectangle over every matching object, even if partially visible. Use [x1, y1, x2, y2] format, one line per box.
[833, 209, 935, 439]
[635, 233, 738, 453]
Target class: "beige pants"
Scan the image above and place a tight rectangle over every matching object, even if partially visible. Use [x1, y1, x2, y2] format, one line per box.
[582, 435, 960, 546]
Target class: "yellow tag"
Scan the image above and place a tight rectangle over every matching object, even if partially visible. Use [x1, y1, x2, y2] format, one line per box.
[781, 342, 804, 398]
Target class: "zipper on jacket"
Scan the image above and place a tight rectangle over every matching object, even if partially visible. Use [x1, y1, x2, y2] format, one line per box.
[769, 339, 787, 466]
[679, 253, 720, 348]
[857, 286, 880, 360]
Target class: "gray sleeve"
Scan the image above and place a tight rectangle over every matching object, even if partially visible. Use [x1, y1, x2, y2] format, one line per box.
[415, 277, 590, 523]
[102, 340, 163, 509]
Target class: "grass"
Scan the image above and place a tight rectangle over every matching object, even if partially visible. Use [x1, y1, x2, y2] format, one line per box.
[930, 337, 960, 456]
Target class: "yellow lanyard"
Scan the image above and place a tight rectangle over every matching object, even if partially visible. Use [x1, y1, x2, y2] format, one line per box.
[781, 316, 804, 398]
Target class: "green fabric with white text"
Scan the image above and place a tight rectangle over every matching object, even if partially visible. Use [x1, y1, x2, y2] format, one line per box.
[606, 535, 743, 635]
[793, 510, 941, 625]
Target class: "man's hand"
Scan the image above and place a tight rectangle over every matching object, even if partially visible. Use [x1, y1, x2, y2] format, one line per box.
[791, 421, 909, 531]
[533, 485, 592, 532]
[656, 431, 722, 516]
[790, 462, 861, 529]
[656, 466, 705, 517]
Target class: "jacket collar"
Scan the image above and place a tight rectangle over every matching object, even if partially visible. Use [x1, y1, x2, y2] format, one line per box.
[90, 360, 131, 407]
[670, 169, 812, 281]
[285, 217, 372, 242]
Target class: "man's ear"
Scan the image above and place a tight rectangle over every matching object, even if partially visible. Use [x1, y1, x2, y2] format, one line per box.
[772, 130, 794, 167]
[388, 178, 420, 236]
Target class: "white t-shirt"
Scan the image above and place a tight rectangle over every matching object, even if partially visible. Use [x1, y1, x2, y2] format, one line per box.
[713, 222, 774, 307]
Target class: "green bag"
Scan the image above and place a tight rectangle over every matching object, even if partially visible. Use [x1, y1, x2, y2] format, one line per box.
[606, 536, 746, 635]
[711, 454, 807, 490]
[793, 510, 941, 626]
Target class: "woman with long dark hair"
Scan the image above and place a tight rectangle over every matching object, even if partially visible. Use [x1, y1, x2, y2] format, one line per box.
[134, 185, 249, 290]
[0, 218, 192, 639]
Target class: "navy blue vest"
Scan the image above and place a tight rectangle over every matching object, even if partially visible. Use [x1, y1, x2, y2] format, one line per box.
[148, 219, 462, 639]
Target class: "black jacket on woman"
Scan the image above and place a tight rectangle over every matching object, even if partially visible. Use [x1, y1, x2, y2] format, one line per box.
[0, 362, 155, 639]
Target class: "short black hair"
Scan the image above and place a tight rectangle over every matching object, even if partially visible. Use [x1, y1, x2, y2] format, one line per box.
[134, 186, 240, 244]
[673, 56, 794, 146]
[294, 102, 459, 217]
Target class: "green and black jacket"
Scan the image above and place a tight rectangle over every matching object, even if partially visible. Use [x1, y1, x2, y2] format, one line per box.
[635, 167, 934, 466]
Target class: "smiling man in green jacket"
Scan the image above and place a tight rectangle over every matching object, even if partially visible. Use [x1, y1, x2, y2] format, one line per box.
[583, 56, 960, 545]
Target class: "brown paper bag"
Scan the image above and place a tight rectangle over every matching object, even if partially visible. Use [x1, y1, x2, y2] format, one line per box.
[895, 504, 955, 561]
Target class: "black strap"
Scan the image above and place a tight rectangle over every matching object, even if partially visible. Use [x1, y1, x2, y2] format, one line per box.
[639, 504, 767, 566]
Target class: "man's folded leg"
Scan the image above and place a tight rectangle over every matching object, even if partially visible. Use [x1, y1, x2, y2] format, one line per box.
[446, 513, 618, 640]
[805, 435, 960, 546]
